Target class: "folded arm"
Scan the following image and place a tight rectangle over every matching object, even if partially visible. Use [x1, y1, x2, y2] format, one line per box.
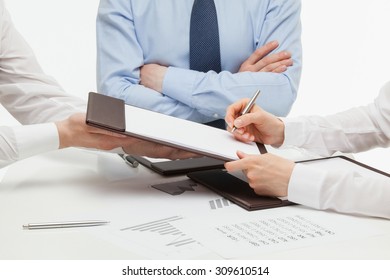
[97, 0, 302, 121]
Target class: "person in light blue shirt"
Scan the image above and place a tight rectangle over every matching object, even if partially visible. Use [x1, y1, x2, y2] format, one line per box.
[96, 0, 302, 126]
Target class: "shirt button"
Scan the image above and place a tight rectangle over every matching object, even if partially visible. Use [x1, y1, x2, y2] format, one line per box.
[213, 113, 219, 118]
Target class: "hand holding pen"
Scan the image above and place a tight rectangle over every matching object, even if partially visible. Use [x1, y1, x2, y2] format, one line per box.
[231, 89, 261, 133]
[225, 89, 285, 146]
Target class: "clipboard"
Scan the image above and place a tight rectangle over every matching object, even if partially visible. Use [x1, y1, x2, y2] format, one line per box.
[131, 156, 226, 176]
[86, 92, 265, 161]
[297, 155, 390, 177]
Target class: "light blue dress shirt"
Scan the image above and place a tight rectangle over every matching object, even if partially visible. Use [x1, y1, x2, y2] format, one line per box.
[97, 0, 302, 123]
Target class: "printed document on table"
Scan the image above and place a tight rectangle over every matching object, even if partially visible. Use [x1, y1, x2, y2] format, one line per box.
[88, 178, 237, 259]
[174, 206, 386, 259]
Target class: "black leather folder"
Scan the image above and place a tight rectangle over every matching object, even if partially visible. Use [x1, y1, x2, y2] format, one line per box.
[187, 169, 294, 211]
[86, 91, 126, 132]
[131, 156, 225, 176]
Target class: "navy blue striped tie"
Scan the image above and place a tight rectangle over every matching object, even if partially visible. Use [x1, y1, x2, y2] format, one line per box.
[190, 0, 221, 73]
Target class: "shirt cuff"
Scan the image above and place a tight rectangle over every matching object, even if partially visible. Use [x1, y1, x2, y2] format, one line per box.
[287, 163, 327, 209]
[279, 117, 307, 148]
[12, 123, 59, 160]
[163, 66, 198, 106]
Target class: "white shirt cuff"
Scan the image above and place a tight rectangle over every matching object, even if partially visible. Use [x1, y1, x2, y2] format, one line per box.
[288, 163, 327, 209]
[12, 123, 59, 160]
[279, 117, 307, 148]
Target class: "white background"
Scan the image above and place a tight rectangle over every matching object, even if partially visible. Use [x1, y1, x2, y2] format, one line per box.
[2, 0, 389, 172]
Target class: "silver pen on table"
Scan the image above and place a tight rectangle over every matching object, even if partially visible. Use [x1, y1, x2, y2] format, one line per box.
[119, 153, 139, 168]
[22, 220, 110, 230]
[231, 89, 261, 133]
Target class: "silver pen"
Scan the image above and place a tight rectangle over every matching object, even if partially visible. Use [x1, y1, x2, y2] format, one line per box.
[22, 220, 110, 230]
[119, 153, 139, 168]
[231, 89, 261, 133]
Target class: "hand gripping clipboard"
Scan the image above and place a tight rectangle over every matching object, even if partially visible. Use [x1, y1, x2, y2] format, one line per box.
[187, 169, 294, 211]
[187, 156, 390, 211]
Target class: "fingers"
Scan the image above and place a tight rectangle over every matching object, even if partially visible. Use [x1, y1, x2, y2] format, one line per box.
[87, 126, 127, 138]
[239, 40, 293, 73]
[124, 139, 197, 160]
[157, 145, 198, 160]
[256, 52, 292, 72]
[225, 101, 264, 143]
[75, 112, 125, 138]
[225, 99, 262, 129]
[95, 135, 138, 151]
[224, 151, 250, 172]
[245, 40, 279, 65]
[271, 64, 289, 74]
[231, 131, 255, 143]
[236, 150, 247, 159]
[233, 111, 262, 129]
[260, 58, 293, 73]
[225, 98, 250, 128]
[167, 150, 199, 160]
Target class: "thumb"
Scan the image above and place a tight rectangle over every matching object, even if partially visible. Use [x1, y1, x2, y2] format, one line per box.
[236, 150, 249, 159]
[224, 150, 248, 172]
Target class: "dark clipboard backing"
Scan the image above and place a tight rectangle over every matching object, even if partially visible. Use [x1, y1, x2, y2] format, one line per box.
[187, 169, 294, 211]
[297, 155, 390, 177]
[131, 156, 226, 176]
[86, 92, 125, 132]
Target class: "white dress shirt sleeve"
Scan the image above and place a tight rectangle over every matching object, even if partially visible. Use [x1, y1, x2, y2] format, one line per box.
[0, 123, 59, 168]
[281, 82, 390, 156]
[0, 2, 85, 167]
[0, 3, 86, 125]
[289, 163, 390, 219]
[282, 81, 390, 218]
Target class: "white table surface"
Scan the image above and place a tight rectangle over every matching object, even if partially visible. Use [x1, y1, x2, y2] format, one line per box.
[0, 148, 389, 260]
